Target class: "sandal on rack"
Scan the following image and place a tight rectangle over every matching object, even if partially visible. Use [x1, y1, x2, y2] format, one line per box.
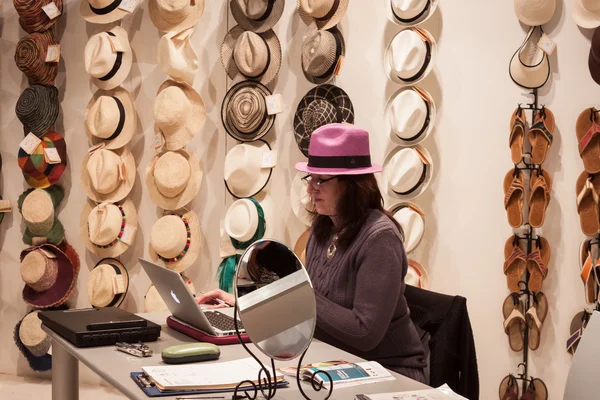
[503, 293, 526, 352]
[528, 106, 555, 165]
[528, 168, 551, 228]
[504, 168, 525, 228]
[523, 378, 548, 400]
[526, 292, 548, 351]
[576, 171, 600, 236]
[499, 374, 519, 400]
[567, 310, 591, 355]
[504, 235, 527, 293]
[576, 107, 600, 174]
[580, 239, 597, 304]
[510, 106, 527, 164]
[527, 237, 550, 293]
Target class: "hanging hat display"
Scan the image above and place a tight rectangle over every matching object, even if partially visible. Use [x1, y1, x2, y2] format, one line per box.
[231, 0, 284, 32]
[18, 130, 67, 189]
[157, 28, 199, 85]
[384, 27, 436, 85]
[297, 0, 349, 30]
[13, 311, 52, 372]
[87, 258, 129, 308]
[81, 147, 136, 203]
[149, 0, 204, 32]
[15, 30, 59, 85]
[224, 140, 273, 198]
[16, 84, 60, 138]
[382, 146, 433, 200]
[386, 86, 436, 145]
[80, 0, 133, 24]
[15, 0, 64, 33]
[18, 186, 65, 246]
[84, 26, 133, 91]
[301, 25, 345, 84]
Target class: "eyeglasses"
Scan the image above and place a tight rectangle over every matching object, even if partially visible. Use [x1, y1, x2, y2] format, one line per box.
[301, 174, 338, 188]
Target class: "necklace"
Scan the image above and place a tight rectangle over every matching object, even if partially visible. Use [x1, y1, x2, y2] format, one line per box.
[326, 233, 339, 260]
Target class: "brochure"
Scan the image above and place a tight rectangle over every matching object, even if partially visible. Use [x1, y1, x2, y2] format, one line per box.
[282, 360, 395, 388]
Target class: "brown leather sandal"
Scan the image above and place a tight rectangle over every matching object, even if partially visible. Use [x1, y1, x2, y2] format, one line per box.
[529, 168, 551, 228]
[527, 237, 550, 293]
[510, 106, 527, 164]
[528, 106, 554, 165]
[504, 168, 525, 228]
[577, 107, 600, 174]
[504, 235, 527, 293]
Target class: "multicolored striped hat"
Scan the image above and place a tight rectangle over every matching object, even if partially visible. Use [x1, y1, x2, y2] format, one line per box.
[18, 131, 67, 188]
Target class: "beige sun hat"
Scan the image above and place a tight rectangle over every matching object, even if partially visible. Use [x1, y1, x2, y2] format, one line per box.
[224, 198, 270, 244]
[84, 26, 132, 91]
[19, 311, 51, 357]
[154, 80, 206, 151]
[84, 87, 137, 150]
[231, 0, 285, 32]
[157, 28, 199, 85]
[18, 186, 65, 245]
[221, 25, 282, 86]
[144, 275, 196, 312]
[384, 27, 435, 85]
[80, 0, 133, 24]
[382, 146, 433, 200]
[82, 147, 136, 203]
[514, 0, 556, 26]
[87, 258, 129, 308]
[224, 140, 273, 199]
[573, 0, 600, 29]
[146, 149, 203, 210]
[149, 209, 201, 273]
[80, 199, 138, 258]
[149, 0, 204, 32]
[297, 0, 349, 30]
[290, 171, 312, 226]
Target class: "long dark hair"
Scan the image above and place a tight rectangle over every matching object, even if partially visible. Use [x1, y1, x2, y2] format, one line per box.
[310, 174, 404, 248]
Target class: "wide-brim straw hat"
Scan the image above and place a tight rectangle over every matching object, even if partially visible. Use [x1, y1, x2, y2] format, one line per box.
[382, 145, 433, 200]
[16, 0, 64, 33]
[509, 26, 551, 90]
[290, 171, 313, 226]
[80, 0, 132, 24]
[18, 186, 65, 246]
[18, 130, 67, 189]
[157, 28, 199, 85]
[386, 0, 439, 27]
[514, 0, 556, 26]
[146, 149, 203, 211]
[293, 228, 311, 265]
[149, 209, 201, 273]
[87, 258, 129, 308]
[297, 0, 349, 30]
[16, 84, 59, 138]
[84, 26, 133, 91]
[15, 30, 59, 86]
[224, 140, 273, 199]
[80, 199, 138, 258]
[81, 146, 136, 203]
[84, 87, 137, 150]
[144, 275, 195, 312]
[390, 202, 425, 253]
[573, 0, 600, 29]
[231, 0, 284, 32]
[149, 0, 204, 32]
[13, 311, 52, 372]
[221, 25, 282, 86]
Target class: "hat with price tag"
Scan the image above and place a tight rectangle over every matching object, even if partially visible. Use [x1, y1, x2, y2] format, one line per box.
[86, 258, 129, 308]
[383, 146, 433, 200]
[15, 30, 59, 85]
[390, 202, 425, 253]
[81, 146, 136, 203]
[231, 0, 284, 32]
[290, 171, 313, 226]
[80, 0, 133, 24]
[385, 27, 435, 85]
[85, 87, 137, 150]
[13, 310, 53, 372]
[301, 24, 345, 84]
[514, 0, 556, 26]
[84, 26, 133, 91]
[18, 186, 65, 246]
[157, 28, 199, 85]
[224, 140, 274, 198]
[573, 0, 600, 29]
[80, 199, 138, 258]
[18, 130, 67, 189]
[149, 0, 204, 32]
[15, 0, 63, 33]
[387, 0, 438, 26]
[16, 84, 60, 138]
[144, 275, 196, 312]
[297, 0, 349, 30]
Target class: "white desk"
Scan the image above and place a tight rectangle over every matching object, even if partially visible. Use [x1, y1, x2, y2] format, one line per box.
[43, 312, 429, 399]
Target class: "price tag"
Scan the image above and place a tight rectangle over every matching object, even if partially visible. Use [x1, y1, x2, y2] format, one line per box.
[120, 224, 137, 245]
[88, 143, 105, 154]
[20, 133, 42, 154]
[47, 346, 52, 356]
[537, 33, 556, 56]
[42, 2, 61, 19]
[45, 44, 60, 63]
[44, 147, 61, 164]
[265, 94, 283, 115]
[0, 200, 11, 213]
[261, 150, 277, 168]
[112, 275, 126, 294]
[118, 0, 138, 12]
[153, 132, 165, 150]
[334, 55, 345, 76]
[107, 34, 125, 53]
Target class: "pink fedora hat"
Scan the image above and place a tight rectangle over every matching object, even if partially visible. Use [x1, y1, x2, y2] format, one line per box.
[295, 123, 383, 175]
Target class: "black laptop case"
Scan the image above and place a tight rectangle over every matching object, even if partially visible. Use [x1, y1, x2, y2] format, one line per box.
[39, 308, 161, 348]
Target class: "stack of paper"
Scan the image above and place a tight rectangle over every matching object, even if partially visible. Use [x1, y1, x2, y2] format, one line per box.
[355, 384, 469, 400]
[289, 361, 396, 389]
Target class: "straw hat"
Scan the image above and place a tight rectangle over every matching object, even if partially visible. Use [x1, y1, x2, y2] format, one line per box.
[149, 209, 201, 273]
[390, 203, 425, 253]
[149, 0, 204, 32]
[85, 87, 137, 150]
[514, 0, 556, 26]
[387, 0, 438, 26]
[84, 26, 132, 91]
[15, 0, 64, 33]
[15, 30, 59, 85]
[146, 149, 203, 210]
[80, 199, 138, 258]
[385, 27, 435, 85]
[386, 87, 435, 145]
[18, 186, 65, 246]
[224, 198, 268, 243]
[13, 311, 52, 372]
[16, 85, 59, 138]
[297, 0, 349, 30]
[18, 130, 67, 189]
[383, 146, 433, 200]
[221, 80, 275, 142]
[406, 259, 428, 289]
[87, 258, 129, 308]
[293, 228, 311, 264]
[81, 146, 136, 203]
[80, 0, 132, 24]
[231, 0, 284, 32]
[290, 171, 312, 226]
[221, 26, 282, 85]
[144, 275, 196, 312]
[301, 25, 345, 84]
[20, 243, 78, 308]
[574, 0, 600, 29]
[158, 28, 199, 85]
[509, 26, 550, 90]
[154, 80, 206, 151]
[224, 140, 273, 198]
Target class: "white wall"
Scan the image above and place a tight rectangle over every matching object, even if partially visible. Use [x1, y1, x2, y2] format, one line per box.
[0, 0, 594, 398]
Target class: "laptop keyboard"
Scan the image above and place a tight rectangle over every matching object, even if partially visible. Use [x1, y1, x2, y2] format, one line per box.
[205, 311, 244, 332]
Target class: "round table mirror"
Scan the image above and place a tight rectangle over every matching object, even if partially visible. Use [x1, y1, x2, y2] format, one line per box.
[234, 239, 317, 361]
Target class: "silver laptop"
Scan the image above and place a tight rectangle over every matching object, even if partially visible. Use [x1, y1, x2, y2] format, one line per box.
[139, 258, 245, 337]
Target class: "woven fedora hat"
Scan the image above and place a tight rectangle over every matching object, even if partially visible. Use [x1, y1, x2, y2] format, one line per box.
[589, 28, 600, 84]
[388, 0, 438, 26]
[386, 86, 436, 145]
[290, 171, 313, 226]
[390, 202, 425, 253]
[16, 85, 59, 138]
[221, 26, 281, 86]
[221, 80, 275, 142]
[84, 26, 132, 91]
[154, 80, 206, 151]
[514, 0, 556, 26]
[146, 149, 203, 210]
[301, 24, 345, 84]
[15, 31, 59, 85]
[144, 275, 195, 312]
[293, 84, 354, 157]
[81, 147, 136, 203]
[15, 0, 64, 33]
[224, 140, 273, 198]
[85, 87, 136, 150]
[80, 199, 137, 258]
[18, 130, 67, 189]
[297, 0, 349, 30]
[149, 0, 204, 32]
[80, 0, 132, 24]
[383, 146, 433, 200]
[149, 209, 201, 273]
[231, 0, 284, 32]
[18, 186, 65, 246]
[574, 0, 600, 29]
[158, 28, 198, 85]
[385, 27, 435, 85]
[20, 243, 77, 308]
[86, 258, 129, 308]
[293, 228, 310, 264]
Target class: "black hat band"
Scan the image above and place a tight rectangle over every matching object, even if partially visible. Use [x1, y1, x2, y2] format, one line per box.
[89, 0, 122, 15]
[98, 32, 123, 82]
[308, 155, 371, 169]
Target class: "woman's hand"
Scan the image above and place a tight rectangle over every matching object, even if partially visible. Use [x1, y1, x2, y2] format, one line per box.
[195, 289, 235, 309]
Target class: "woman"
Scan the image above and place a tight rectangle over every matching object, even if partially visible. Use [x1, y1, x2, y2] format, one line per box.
[197, 123, 427, 382]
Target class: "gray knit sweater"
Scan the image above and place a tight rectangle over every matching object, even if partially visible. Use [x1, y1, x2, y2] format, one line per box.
[305, 209, 427, 371]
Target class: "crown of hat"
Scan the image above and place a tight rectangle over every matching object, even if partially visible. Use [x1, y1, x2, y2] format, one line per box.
[299, 0, 336, 18]
[229, 86, 266, 134]
[307, 123, 371, 158]
[390, 30, 426, 75]
[225, 144, 263, 191]
[154, 152, 191, 198]
[16, 85, 58, 123]
[87, 149, 123, 195]
[88, 203, 122, 246]
[85, 32, 120, 79]
[302, 30, 337, 76]
[302, 99, 340, 133]
[151, 215, 188, 259]
[388, 148, 423, 190]
[87, 96, 122, 140]
[234, 31, 269, 77]
[390, 90, 427, 135]
[89, 0, 118, 8]
[236, 0, 270, 19]
[160, 32, 198, 83]
[22, 189, 54, 236]
[154, 86, 191, 135]
[87, 264, 118, 307]
[155, 0, 192, 22]
[225, 199, 259, 242]
[392, 0, 428, 16]
[20, 250, 58, 293]
[582, 0, 600, 11]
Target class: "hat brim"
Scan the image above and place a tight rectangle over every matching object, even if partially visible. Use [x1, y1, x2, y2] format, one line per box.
[81, 146, 136, 203]
[384, 27, 436, 86]
[231, 0, 284, 32]
[23, 219, 65, 246]
[89, 258, 129, 308]
[80, 199, 138, 258]
[149, 209, 201, 273]
[382, 146, 433, 200]
[508, 31, 550, 90]
[85, 87, 137, 150]
[155, 80, 206, 151]
[89, 27, 133, 91]
[224, 140, 273, 199]
[297, 0, 349, 30]
[573, 1, 600, 29]
[385, 87, 436, 146]
[295, 162, 382, 175]
[149, 0, 204, 32]
[221, 25, 282, 86]
[80, 0, 130, 24]
[302, 25, 345, 85]
[146, 149, 203, 210]
[290, 171, 313, 226]
[293, 229, 311, 265]
[18, 131, 67, 189]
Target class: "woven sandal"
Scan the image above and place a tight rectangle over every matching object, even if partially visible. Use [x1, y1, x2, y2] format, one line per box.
[576, 171, 600, 236]
[504, 168, 524, 228]
[567, 310, 591, 355]
[509, 106, 527, 164]
[503, 293, 526, 352]
[499, 374, 520, 400]
[526, 292, 548, 351]
[528, 106, 555, 165]
[527, 237, 550, 293]
[577, 107, 600, 174]
[504, 235, 527, 293]
[529, 168, 552, 228]
[580, 240, 597, 304]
